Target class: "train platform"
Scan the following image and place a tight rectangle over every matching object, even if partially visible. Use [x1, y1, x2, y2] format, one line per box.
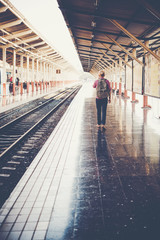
[0, 82, 160, 240]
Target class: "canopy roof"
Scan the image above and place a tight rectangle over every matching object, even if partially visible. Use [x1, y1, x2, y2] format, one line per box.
[0, 0, 70, 69]
[57, 0, 160, 72]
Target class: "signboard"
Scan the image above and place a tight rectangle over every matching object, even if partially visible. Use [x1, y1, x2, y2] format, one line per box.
[145, 48, 160, 98]
[133, 57, 143, 94]
[126, 64, 132, 91]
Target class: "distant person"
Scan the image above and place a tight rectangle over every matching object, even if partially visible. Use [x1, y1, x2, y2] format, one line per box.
[16, 77, 19, 86]
[93, 70, 111, 129]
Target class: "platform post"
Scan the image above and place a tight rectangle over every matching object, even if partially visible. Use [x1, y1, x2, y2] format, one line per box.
[119, 82, 122, 95]
[37, 82, 39, 91]
[115, 82, 117, 90]
[143, 95, 151, 109]
[112, 82, 114, 89]
[123, 54, 130, 99]
[39, 81, 42, 90]
[142, 41, 151, 109]
[131, 49, 138, 103]
[26, 56, 29, 94]
[20, 82, 23, 95]
[31, 82, 34, 92]
[124, 89, 129, 98]
[27, 82, 29, 94]
[12, 50, 16, 96]
[3, 83, 6, 96]
[2, 48, 7, 96]
[12, 83, 15, 95]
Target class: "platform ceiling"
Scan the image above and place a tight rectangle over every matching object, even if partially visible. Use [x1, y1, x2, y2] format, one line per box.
[57, 0, 160, 72]
[0, 0, 70, 69]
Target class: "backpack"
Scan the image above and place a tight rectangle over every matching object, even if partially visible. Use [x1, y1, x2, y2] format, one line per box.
[96, 79, 110, 98]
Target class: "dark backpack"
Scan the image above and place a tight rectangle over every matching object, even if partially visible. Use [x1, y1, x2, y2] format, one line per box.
[96, 79, 110, 98]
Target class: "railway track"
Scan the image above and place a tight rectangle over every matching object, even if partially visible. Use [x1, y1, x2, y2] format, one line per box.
[0, 87, 74, 126]
[0, 86, 79, 158]
[0, 85, 81, 207]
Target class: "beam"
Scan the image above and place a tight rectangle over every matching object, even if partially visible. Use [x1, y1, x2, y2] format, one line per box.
[70, 26, 160, 41]
[93, 53, 105, 68]
[24, 42, 46, 49]
[108, 19, 160, 62]
[99, 49, 124, 70]
[136, 0, 160, 21]
[77, 44, 126, 55]
[75, 36, 137, 49]
[102, 58, 114, 69]
[101, 43, 132, 68]
[104, 34, 143, 65]
[0, 6, 8, 13]
[4, 36, 40, 48]
[0, 19, 22, 30]
[60, 7, 159, 26]
[3, 29, 33, 40]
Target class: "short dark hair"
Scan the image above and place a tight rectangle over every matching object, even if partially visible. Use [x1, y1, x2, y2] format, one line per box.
[98, 70, 105, 77]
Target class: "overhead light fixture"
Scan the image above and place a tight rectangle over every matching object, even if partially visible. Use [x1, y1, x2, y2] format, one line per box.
[91, 21, 96, 27]
[94, 0, 98, 7]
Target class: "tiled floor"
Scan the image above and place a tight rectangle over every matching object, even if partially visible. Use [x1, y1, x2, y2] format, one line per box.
[0, 82, 160, 240]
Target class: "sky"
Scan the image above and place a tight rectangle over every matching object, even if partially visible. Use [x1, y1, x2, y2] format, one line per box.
[9, 0, 83, 72]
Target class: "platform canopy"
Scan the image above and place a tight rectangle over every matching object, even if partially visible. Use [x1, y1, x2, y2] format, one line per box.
[0, 0, 73, 70]
[57, 0, 160, 72]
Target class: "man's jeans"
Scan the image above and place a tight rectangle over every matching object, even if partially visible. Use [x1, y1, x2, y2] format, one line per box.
[96, 98, 108, 125]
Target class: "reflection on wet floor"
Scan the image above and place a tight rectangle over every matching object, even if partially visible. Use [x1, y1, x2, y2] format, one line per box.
[46, 92, 160, 240]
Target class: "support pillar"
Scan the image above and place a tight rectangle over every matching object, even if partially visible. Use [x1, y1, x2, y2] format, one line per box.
[119, 59, 122, 95]
[2, 47, 7, 96]
[12, 50, 16, 96]
[43, 62, 45, 90]
[112, 82, 114, 89]
[142, 95, 151, 108]
[36, 59, 39, 91]
[32, 58, 34, 93]
[26, 56, 29, 94]
[3, 83, 6, 96]
[31, 81, 34, 92]
[20, 55, 23, 95]
[115, 82, 117, 90]
[131, 49, 138, 103]
[141, 41, 151, 109]
[119, 82, 122, 96]
[20, 82, 23, 95]
[124, 54, 130, 98]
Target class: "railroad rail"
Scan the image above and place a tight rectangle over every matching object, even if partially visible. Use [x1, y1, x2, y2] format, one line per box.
[0, 85, 81, 207]
[0, 85, 81, 159]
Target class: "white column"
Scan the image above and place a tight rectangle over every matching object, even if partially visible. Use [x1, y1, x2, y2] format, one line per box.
[1, 47, 6, 95]
[43, 62, 46, 81]
[13, 50, 16, 83]
[26, 56, 29, 82]
[20, 55, 23, 82]
[52, 65, 54, 81]
[46, 63, 48, 82]
[36, 59, 39, 82]
[2, 47, 6, 84]
[32, 58, 34, 82]
[39, 61, 42, 81]
[47, 64, 49, 82]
